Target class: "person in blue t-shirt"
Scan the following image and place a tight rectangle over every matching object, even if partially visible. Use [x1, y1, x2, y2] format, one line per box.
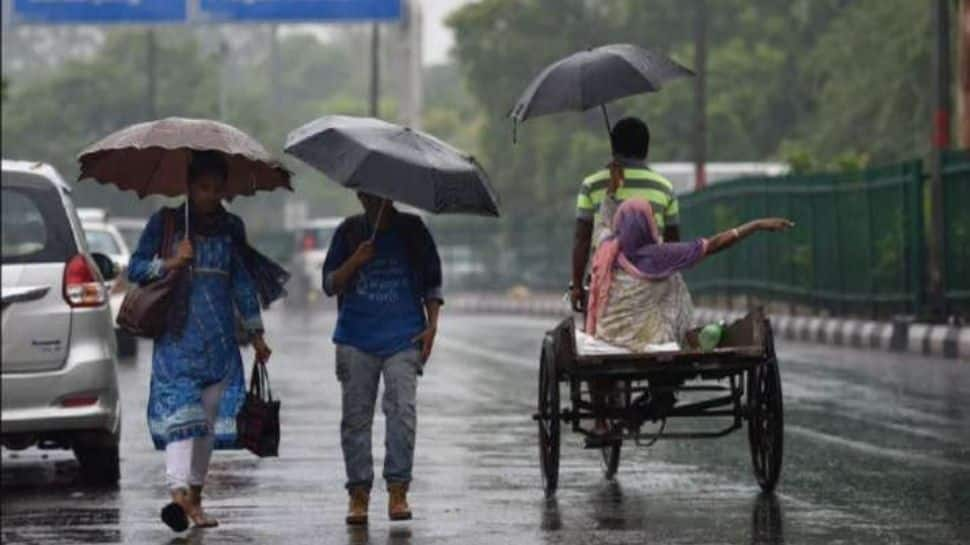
[322, 191, 443, 526]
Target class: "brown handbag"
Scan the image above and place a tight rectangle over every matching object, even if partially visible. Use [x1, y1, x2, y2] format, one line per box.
[116, 210, 183, 338]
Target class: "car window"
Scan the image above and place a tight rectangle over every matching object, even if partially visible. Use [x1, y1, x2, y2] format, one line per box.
[85, 229, 121, 255]
[1, 177, 76, 264]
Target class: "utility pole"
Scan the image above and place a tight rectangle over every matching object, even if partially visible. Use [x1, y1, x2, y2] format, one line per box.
[146, 29, 157, 119]
[397, 0, 423, 129]
[693, 0, 708, 191]
[928, 0, 952, 319]
[270, 25, 281, 120]
[960, 0, 969, 147]
[218, 38, 229, 120]
[369, 22, 380, 117]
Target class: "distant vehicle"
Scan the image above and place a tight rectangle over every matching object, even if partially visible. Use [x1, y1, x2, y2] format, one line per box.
[439, 244, 488, 290]
[76, 207, 109, 224]
[1, 159, 122, 484]
[110, 217, 147, 255]
[82, 220, 136, 358]
[288, 217, 342, 305]
[650, 162, 790, 195]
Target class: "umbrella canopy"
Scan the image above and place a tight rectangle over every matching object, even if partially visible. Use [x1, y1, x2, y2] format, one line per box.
[509, 44, 694, 130]
[78, 117, 291, 198]
[285, 115, 500, 217]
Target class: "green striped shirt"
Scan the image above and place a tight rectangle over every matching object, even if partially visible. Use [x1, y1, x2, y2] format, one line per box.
[576, 167, 679, 228]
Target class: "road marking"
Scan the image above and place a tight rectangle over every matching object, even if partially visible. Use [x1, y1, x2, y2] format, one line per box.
[787, 425, 970, 470]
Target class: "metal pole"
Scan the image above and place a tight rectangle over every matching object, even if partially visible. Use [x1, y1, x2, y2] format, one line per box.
[601, 104, 611, 135]
[960, 0, 970, 147]
[928, 0, 952, 319]
[370, 22, 380, 117]
[146, 29, 157, 119]
[693, 0, 708, 191]
[270, 25, 281, 118]
[218, 38, 228, 120]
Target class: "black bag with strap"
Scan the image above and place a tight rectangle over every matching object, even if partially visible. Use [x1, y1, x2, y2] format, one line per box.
[116, 210, 183, 338]
[236, 359, 280, 457]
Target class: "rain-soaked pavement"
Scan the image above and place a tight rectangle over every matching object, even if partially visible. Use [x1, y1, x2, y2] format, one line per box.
[3, 308, 969, 544]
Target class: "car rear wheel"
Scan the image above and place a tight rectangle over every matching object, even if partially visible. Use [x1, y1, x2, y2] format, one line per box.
[74, 430, 120, 485]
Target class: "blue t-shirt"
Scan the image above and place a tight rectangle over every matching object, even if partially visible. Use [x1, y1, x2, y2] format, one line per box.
[332, 229, 426, 357]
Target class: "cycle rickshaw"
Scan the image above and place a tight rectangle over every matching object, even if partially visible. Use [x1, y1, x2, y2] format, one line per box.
[534, 307, 783, 497]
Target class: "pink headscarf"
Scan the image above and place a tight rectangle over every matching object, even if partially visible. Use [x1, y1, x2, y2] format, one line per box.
[586, 199, 707, 333]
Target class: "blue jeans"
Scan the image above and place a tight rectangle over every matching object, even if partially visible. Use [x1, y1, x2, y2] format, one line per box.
[336, 344, 420, 490]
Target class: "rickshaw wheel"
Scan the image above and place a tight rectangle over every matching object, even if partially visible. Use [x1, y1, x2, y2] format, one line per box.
[537, 338, 561, 498]
[747, 323, 784, 492]
[600, 440, 621, 480]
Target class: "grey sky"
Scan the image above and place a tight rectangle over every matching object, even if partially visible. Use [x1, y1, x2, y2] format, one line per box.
[419, 0, 474, 65]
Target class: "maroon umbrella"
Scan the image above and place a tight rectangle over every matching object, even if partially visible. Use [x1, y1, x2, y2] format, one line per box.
[77, 117, 292, 198]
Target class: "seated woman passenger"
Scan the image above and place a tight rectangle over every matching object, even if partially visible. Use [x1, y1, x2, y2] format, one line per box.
[586, 199, 792, 351]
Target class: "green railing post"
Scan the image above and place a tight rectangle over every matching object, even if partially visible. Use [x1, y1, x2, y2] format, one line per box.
[911, 160, 926, 318]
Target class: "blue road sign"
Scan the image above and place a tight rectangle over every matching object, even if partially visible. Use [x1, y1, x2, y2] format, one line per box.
[11, 0, 187, 24]
[199, 0, 401, 22]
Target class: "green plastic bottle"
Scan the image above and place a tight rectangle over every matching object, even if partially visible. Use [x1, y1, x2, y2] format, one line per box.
[698, 322, 724, 352]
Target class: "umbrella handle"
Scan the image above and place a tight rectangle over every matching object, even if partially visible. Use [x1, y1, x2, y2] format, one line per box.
[369, 199, 388, 243]
[601, 104, 612, 135]
[184, 198, 190, 240]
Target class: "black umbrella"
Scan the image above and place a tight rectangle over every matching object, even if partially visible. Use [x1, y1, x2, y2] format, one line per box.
[285, 115, 500, 217]
[509, 44, 694, 138]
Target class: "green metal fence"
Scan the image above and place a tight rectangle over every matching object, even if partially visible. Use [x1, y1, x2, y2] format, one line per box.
[427, 153, 968, 319]
[943, 149, 970, 318]
[679, 161, 927, 318]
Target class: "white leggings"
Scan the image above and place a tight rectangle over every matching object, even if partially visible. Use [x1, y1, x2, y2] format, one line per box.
[165, 380, 226, 491]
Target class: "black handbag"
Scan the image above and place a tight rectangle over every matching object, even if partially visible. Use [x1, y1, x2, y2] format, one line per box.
[116, 210, 182, 338]
[236, 359, 280, 457]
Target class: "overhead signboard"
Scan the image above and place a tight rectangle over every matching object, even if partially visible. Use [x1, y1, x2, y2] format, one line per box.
[10, 0, 187, 24]
[198, 0, 401, 22]
[7, 0, 401, 25]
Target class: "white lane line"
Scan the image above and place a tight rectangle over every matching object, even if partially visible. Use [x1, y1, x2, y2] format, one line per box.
[787, 425, 970, 470]
[436, 336, 536, 369]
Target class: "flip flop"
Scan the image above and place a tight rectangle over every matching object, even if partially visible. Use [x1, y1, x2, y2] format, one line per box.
[161, 501, 189, 532]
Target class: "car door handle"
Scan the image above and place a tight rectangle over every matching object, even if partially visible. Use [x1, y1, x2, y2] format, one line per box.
[1, 286, 51, 310]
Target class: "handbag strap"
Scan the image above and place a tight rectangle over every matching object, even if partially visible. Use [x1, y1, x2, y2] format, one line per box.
[249, 359, 274, 402]
[160, 209, 176, 259]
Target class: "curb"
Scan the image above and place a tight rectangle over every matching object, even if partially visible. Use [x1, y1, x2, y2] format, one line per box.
[448, 297, 968, 361]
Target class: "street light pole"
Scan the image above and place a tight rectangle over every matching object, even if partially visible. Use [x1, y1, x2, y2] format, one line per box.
[370, 22, 381, 118]
[693, 0, 708, 192]
[960, 0, 969, 147]
[928, 0, 952, 319]
[145, 28, 157, 120]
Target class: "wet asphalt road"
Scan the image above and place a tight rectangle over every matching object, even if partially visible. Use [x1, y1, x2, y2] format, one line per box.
[2, 308, 969, 545]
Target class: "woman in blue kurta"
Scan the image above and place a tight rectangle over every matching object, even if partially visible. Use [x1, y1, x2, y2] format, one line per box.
[128, 151, 286, 532]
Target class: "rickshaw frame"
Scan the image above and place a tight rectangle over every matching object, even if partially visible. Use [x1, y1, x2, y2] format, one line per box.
[534, 307, 784, 497]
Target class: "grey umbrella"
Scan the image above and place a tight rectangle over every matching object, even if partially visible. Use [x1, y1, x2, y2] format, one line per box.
[284, 115, 500, 217]
[509, 44, 694, 137]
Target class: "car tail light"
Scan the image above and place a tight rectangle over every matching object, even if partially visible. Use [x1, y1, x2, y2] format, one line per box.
[60, 394, 99, 408]
[302, 233, 316, 251]
[63, 254, 107, 308]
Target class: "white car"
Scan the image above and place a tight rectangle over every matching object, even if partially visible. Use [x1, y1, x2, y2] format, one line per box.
[82, 220, 137, 358]
[1, 159, 122, 484]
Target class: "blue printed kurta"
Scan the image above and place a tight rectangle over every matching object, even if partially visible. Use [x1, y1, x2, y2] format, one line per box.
[129, 210, 263, 450]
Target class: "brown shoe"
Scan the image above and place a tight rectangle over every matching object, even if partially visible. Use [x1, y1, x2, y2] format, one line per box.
[346, 487, 369, 525]
[188, 485, 219, 528]
[387, 482, 412, 521]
